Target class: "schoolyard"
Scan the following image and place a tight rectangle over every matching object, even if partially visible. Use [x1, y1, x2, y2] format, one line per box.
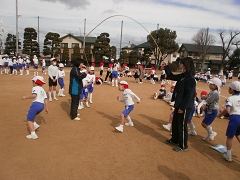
[0, 68, 239, 180]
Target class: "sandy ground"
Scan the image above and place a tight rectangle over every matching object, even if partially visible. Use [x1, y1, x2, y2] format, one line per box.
[0, 67, 239, 180]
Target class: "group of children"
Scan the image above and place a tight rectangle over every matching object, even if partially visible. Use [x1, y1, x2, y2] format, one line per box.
[0, 54, 48, 76]
[20, 59, 240, 163]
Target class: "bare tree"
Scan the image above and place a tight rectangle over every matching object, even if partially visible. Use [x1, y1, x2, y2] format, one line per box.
[192, 28, 216, 72]
[218, 29, 240, 69]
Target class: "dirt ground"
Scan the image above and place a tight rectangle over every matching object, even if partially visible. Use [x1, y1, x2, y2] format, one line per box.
[0, 68, 239, 180]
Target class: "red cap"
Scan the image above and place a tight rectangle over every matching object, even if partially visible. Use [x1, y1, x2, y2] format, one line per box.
[161, 84, 166, 87]
[171, 85, 175, 89]
[91, 62, 95, 67]
[201, 91, 208, 95]
[151, 66, 155, 70]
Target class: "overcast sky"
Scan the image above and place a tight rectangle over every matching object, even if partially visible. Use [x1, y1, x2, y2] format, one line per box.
[0, 0, 240, 54]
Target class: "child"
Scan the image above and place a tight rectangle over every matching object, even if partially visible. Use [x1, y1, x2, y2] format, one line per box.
[164, 85, 174, 103]
[33, 55, 39, 76]
[95, 76, 103, 85]
[99, 62, 104, 78]
[228, 70, 233, 82]
[111, 59, 119, 87]
[22, 76, 48, 139]
[222, 75, 226, 86]
[48, 58, 59, 101]
[87, 66, 96, 104]
[150, 66, 156, 84]
[42, 56, 46, 75]
[134, 65, 139, 83]
[196, 91, 208, 117]
[218, 81, 240, 162]
[219, 99, 229, 119]
[12, 56, 18, 75]
[153, 84, 167, 99]
[115, 80, 140, 132]
[201, 78, 221, 141]
[57, 63, 66, 97]
[25, 56, 31, 75]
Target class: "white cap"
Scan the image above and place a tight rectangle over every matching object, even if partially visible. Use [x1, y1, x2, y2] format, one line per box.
[208, 68, 211, 70]
[229, 81, 240, 91]
[81, 69, 87, 73]
[50, 58, 56, 61]
[59, 63, 64, 68]
[136, 62, 141, 65]
[119, 80, 128, 85]
[111, 58, 114, 61]
[209, 78, 221, 87]
[90, 66, 94, 71]
[32, 76, 46, 85]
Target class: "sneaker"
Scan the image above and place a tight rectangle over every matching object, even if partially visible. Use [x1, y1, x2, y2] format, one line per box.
[89, 101, 93, 104]
[26, 134, 38, 139]
[153, 93, 158, 100]
[34, 124, 40, 130]
[54, 97, 58, 101]
[170, 102, 174, 106]
[138, 82, 143, 84]
[77, 114, 80, 116]
[49, 98, 52, 102]
[85, 103, 90, 108]
[163, 124, 171, 131]
[115, 126, 123, 132]
[209, 132, 217, 141]
[73, 117, 81, 121]
[220, 115, 224, 119]
[223, 153, 232, 162]
[188, 131, 197, 136]
[125, 122, 134, 126]
[173, 146, 188, 152]
[202, 135, 211, 141]
[78, 105, 83, 110]
[165, 139, 178, 146]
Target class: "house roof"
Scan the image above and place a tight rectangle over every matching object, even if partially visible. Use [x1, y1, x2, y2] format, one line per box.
[179, 43, 223, 54]
[122, 44, 137, 49]
[135, 42, 151, 49]
[60, 34, 96, 45]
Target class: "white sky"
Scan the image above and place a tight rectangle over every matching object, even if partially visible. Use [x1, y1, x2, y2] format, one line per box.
[0, 0, 240, 54]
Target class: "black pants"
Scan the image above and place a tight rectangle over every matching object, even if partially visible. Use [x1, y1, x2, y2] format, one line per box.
[105, 71, 110, 81]
[100, 70, 103, 76]
[70, 94, 80, 119]
[170, 108, 191, 149]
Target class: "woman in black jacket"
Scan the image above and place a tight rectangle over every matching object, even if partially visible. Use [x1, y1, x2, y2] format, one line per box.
[164, 57, 196, 152]
[69, 58, 87, 120]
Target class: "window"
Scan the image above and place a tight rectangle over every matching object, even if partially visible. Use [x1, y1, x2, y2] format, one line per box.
[61, 43, 68, 48]
[216, 54, 221, 58]
[180, 51, 184, 57]
[72, 43, 79, 48]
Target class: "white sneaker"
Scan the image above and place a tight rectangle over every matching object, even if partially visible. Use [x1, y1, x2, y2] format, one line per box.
[85, 103, 90, 108]
[74, 117, 81, 121]
[202, 135, 211, 141]
[49, 98, 52, 102]
[220, 115, 224, 119]
[169, 102, 174, 106]
[115, 126, 123, 132]
[26, 134, 38, 139]
[163, 124, 171, 131]
[78, 105, 83, 110]
[34, 124, 40, 130]
[54, 97, 58, 101]
[223, 153, 232, 162]
[138, 82, 143, 84]
[209, 132, 217, 141]
[61, 94, 66, 97]
[153, 93, 158, 99]
[125, 122, 134, 126]
[188, 131, 197, 136]
[89, 101, 93, 104]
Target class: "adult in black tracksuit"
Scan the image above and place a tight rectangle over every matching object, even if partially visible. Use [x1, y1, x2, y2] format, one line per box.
[164, 57, 196, 152]
[69, 58, 87, 120]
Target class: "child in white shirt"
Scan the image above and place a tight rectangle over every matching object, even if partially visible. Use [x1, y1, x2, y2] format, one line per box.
[115, 80, 140, 132]
[58, 63, 66, 97]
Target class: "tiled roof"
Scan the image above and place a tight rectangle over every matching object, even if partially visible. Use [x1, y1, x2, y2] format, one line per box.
[179, 43, 223, 54]
[61, 34, 96, 45]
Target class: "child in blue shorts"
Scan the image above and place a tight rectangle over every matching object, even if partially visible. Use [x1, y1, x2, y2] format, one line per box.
[218, 81, 240, 162]
[115, 80, 140, 133]
[57, 63, 66, 97]
[22, 76, 48, 139]
[201, 78, 222, 141]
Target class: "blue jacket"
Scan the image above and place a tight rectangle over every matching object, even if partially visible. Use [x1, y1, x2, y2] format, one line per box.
[165, 65, 196, 110]
[69, 67, 87, 95]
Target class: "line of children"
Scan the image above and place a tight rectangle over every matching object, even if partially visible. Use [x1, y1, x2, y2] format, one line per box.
[22, 76, 48, 139]
[115, 80, 140, 132]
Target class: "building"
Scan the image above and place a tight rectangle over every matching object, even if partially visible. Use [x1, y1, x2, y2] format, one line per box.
[178, 43, 223, 72]
[59, 33, 96, 63]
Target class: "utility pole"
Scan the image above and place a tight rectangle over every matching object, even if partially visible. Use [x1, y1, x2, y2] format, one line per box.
[156, 23, 159, 66]
[83, 19, 86, 61]
[16, 0, 19, 56]
[119, 21, 123, 58]
[38, 16, 39, 46]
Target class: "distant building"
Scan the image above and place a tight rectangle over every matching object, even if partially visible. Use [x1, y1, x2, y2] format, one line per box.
[59, 33, 96, 63]
[178, 43, 223, 72]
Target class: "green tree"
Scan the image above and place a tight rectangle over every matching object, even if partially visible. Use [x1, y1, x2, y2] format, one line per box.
[119, 51, 128, 64]
[140, 48, 153, 65]
[93, 32, 111, 62]
[110, 46, 117, 59]
[128, 51, 138, 66]
[22, 27, 40, 57]
[43, 32, 62, 57]
[229, 48, 240, 70]
[4, 33, 20, 55]
[147, 28, 179, 65]
[62, 46, 69, 64]
[72, 45, 81, 63]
